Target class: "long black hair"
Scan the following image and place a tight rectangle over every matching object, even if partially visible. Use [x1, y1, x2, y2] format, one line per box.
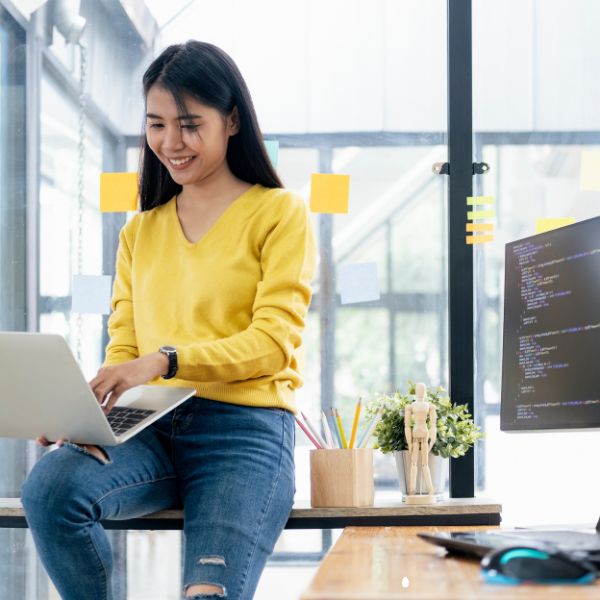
[139, 40, 282, 211]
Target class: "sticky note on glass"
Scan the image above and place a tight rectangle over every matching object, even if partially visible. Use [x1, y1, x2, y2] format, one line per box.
[467, 196, 494, 205]
[72, 275, 112, 314]
[100, 172, 138, 212]
[309, 174, 350, 214]
[466, 223, 494, 232]
[264, 140, 279, 168]
[466, 234, 494, 245]
[580, 150, 600, 191]
[467, 209, 496, 220]
[338, 262, 380, 304]
[535, 217, 576, 234]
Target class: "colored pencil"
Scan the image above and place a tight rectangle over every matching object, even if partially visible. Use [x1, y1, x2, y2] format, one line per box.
[321, 410, 337, 448]
[294, 416, 322, 449]
[348, 397, 362, 448]
[329, 409, 343, 448]
[335, 408, 348, 449]
[300, 411, 328, 448]
[357, 409, 382, 448]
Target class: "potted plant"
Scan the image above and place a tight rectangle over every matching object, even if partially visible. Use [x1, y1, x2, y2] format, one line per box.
[365, 382, 483, 497]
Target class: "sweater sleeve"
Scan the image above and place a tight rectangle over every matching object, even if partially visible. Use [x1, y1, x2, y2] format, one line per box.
[176, 196, 316, 382]
[103, 219, 139, 366]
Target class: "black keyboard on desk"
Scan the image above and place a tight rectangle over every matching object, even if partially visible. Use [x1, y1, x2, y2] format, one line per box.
[106, 406, 156, 435]
[509, 530, 600, 550]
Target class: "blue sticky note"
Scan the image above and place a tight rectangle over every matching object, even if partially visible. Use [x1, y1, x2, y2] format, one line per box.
[264, 140, 279, 168]
[338, 262, 380, 305]
[71, 275, 112, 314]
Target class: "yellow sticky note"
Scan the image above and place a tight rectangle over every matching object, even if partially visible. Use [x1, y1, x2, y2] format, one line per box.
[466, 234, 494, 245]
[580, 150, 600, 191]
[535, 217, 576, 234]
[309, 174, 350, 214]
[100, 172, 138, 212]
[466, 223, 494, 232]
[467, 196, 494, 205]
[467, 210, 496, 220]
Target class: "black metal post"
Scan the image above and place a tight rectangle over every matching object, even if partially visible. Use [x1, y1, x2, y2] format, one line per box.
[447, 0, 475, 497]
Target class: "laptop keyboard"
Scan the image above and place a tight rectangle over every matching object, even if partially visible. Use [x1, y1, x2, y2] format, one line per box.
[106, 406, 156, 436]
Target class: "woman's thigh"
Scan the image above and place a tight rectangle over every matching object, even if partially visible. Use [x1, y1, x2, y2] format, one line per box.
[171, 398, 295, 599]
[21, 421, 182, 523]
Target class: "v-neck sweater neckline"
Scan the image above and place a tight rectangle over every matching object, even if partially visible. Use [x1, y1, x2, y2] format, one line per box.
[171, 183, 259, 247]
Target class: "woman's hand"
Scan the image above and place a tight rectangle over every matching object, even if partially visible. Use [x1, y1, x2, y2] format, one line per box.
[89, 353, 169, 415]
[34, 354, 167, 449]
[36, 436, 65, 447]
[35, 436, 109, 463]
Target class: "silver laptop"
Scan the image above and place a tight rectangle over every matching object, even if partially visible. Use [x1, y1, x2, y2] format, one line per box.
[0, 332, 196, 446]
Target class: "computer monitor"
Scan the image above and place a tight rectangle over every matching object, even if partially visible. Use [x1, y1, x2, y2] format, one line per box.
[501, 216, 600, 431]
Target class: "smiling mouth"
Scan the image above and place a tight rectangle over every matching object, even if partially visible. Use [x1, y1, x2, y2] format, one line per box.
[167, 156, 195, 168]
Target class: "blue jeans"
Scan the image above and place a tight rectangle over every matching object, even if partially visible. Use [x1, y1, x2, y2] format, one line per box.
[21, 397, 296, 600]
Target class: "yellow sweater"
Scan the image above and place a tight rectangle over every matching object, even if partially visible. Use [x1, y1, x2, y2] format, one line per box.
[103, 184, 316, 413]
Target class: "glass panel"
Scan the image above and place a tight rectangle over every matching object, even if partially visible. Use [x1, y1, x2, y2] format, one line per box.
[39, 72, 105, 376]
[329, 145, 448, 486]
[0, 7, 26, 331]
[0, 6, 28, 599]
[474, 0, 600, 525]
[2, 1, 448, 597]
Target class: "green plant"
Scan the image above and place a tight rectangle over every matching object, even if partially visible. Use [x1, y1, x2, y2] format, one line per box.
[364, 382, 483, 458]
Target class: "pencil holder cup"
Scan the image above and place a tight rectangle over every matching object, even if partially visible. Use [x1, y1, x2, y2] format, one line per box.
[309, 448, 374, 508]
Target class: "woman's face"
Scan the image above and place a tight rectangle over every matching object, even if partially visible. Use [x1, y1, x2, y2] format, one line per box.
[145, 85, 238, 188]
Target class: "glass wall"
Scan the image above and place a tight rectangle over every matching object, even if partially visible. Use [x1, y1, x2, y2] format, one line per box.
[39, 72, 105, 373]
[0, 5, 28, 599]
[1, 0, 450, 598]
[0, 5, 26, 333]
[473, 0, 600, 525]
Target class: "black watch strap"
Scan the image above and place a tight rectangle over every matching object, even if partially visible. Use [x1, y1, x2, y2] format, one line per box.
[159, 345, 178, 379]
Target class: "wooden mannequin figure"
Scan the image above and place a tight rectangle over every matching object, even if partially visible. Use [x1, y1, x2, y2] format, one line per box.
[404, 382, 437, 504]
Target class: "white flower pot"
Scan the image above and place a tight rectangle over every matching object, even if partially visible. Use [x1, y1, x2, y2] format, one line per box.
[393, 450, 449, 497]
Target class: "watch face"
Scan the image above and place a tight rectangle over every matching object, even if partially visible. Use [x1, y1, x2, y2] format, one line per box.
[161, 345, 176, 353]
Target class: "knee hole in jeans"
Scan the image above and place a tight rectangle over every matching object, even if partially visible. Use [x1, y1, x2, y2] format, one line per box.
[63, 442, 111, 465]
[184, 583, 226, 598]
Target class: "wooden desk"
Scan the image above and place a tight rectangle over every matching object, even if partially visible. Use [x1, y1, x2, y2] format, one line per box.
[301, 526, 600, 599]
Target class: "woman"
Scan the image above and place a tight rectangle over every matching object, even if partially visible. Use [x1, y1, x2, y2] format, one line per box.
[22, 40, 316, 600]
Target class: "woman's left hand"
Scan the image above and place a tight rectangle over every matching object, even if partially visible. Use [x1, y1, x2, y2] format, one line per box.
[89, 353, 169, 415]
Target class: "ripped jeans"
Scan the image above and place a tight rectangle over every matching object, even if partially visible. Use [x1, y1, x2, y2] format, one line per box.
[20, 396, 296, 600]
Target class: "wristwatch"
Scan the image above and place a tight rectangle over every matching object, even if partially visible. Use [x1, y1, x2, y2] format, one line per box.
[158, 345, 178, 379]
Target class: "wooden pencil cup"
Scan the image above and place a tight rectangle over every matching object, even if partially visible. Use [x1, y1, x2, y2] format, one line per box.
[310, 448, 374, 508]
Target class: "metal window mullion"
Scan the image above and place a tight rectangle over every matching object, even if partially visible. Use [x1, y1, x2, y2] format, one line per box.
[319, 147, 335, 417]
[318, 147, 334, 554]
[25, 13, 41, 335]
[24, 11, 45, 600]
[101, 133, 128, 600]
[447, 0, 475, 498]
[386, 221, 396, 392]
